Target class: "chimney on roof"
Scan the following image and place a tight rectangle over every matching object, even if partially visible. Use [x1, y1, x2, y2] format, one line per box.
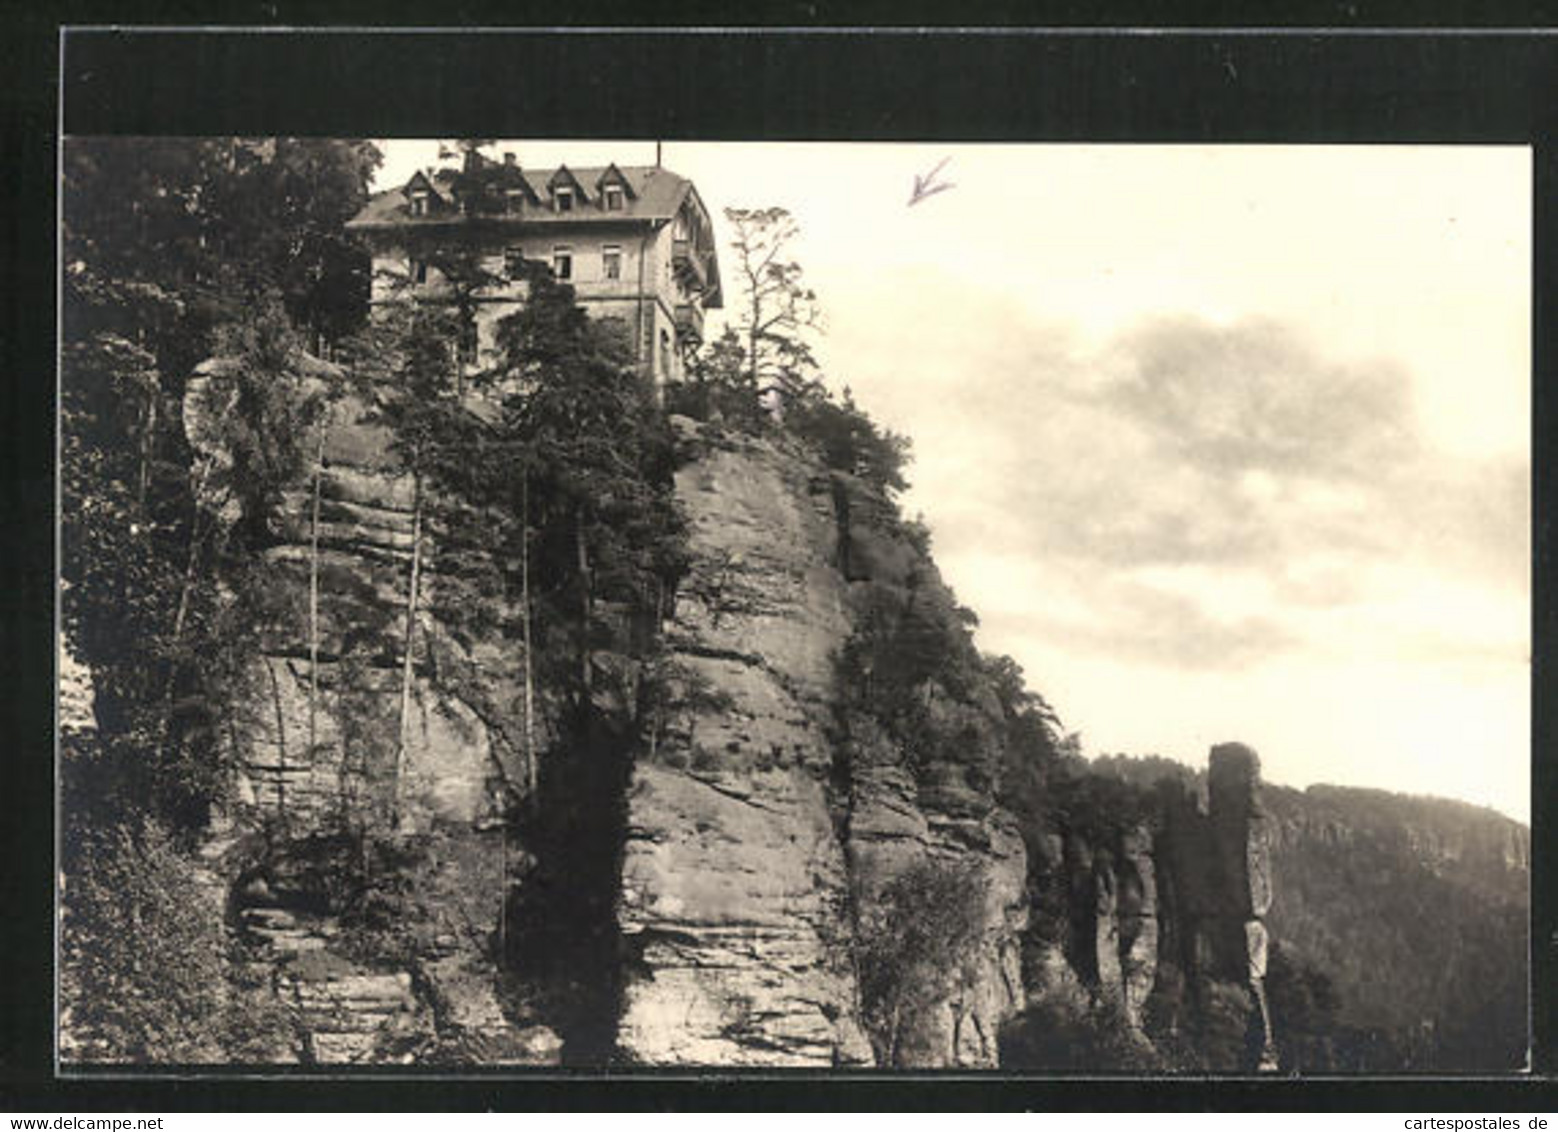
[503, 152, 516, 166]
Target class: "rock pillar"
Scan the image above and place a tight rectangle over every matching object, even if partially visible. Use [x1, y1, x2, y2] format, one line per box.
[1207, 742, 1278, 1070]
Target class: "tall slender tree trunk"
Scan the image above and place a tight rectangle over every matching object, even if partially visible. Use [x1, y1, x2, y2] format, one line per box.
[138, 391, 157, 517]
[647, 578, 665, 762]
[520, 472, 536, 802]
[747, 291, 761, 391]
[155, 457, 214, 763]
[264, 657, 289, 823]
[575, 504, 592, 696]
[308, 421, 326, 767]
[395, 464, 425, 823]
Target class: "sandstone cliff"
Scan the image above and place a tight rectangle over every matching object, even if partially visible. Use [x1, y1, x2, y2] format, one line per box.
[1004, 743, 1279, 1071]
[179, 366, 1033, 1067]
[172, 366, 1300, 1069]
[183, 356, 558, 1065]
[617, 420, 1026, 1067]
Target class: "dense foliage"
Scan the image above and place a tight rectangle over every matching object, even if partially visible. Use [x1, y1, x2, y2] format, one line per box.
[1261, 783, 1529, 1071]
[62, 137, 381, 834]
[59, 816, 296, 1063]
[61, 137, 383, 1060]
[854, 859, 990, 1066]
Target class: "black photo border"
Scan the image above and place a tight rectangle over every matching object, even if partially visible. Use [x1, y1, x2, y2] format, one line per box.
[5, 12, 1556, 1112]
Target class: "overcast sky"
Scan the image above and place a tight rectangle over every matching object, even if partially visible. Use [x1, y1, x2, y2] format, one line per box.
[375, 141, 1531, 820]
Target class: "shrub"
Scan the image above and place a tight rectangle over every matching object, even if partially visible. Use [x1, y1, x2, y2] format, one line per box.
[60, 819, 295, 1063]
[1000, 990, 1164, 1073]
[853, 858, 988, 1066]
[784, 392, 911, 497]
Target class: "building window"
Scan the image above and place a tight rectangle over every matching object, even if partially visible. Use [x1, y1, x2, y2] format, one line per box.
[555, 187, 574, 213]
[552, 246, 572, 281]
[659, 328, 671, 375]
[410, 257, 428, 284]
[504, 188, 525, 213]
[602, 245, 622, 280]
[604, 185, 624, 211]
[410, 191, 428, 217]
[504, 246, 526, 278]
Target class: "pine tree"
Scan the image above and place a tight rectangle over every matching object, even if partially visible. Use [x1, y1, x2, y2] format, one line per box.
[723, 206, 824, 408]
[62, 136, 380, 831]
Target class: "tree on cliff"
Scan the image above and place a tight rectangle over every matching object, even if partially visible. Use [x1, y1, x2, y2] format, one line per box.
[722, 206, 824, 408]
[62, 141, 380, 1062]
[671, 207, 911, 497]
[347, 289, 478, 818]
[62, 136, 382, 832]
[784, 387, 913, 496]
[491, 263, 688, 705]
[855, 859, 989, 1066]
[668, 325, 766, 429]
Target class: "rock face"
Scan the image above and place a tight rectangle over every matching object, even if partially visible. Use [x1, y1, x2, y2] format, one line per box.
[1206, 743, 1277, 1067]
[617, 426, 872, 1066]
[1018, 745, 1279, 1070]
[179, 362, 1277, 1070]
[617, 422, 1028, 1067]
[183, 356, 554, 1065]
[1115, 824, 1159, 1029]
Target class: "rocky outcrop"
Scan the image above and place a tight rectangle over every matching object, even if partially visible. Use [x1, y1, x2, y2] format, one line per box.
[1206, 742, 1277, 1069]
[617, 425, 872, 1066]
[1115, 824, 1159, 1029]
[844, 750, 1028, 1067]
[617, 421, 1027, 1067]
[183, 355, 553, 1065]
[1016, 744, 1279, 1070]
[176, 355, 1286, 1071]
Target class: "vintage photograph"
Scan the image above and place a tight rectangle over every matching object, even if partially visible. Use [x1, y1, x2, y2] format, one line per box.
[58, 137, 1531, 1072]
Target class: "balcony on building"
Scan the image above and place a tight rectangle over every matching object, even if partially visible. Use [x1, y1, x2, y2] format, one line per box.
[674, 302, 705, 345]
[671, 238, 708, 292]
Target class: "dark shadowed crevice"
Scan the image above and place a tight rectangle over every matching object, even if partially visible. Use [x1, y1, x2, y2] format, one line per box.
[505, 702, 636, 1066]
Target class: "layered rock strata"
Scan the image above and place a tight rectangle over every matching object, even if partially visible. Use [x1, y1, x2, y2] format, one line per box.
[183, 356, 552, 1064]
[616, 426, 873, 1065]
[616, 422, 1028, 1067]
[1023, 744, 1278, 1069]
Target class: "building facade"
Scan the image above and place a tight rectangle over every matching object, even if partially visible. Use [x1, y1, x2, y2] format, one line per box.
[347, 150, 722, 383]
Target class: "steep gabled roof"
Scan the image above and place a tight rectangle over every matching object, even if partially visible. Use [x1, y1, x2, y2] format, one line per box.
[546, 164, 591, 204]
[401, 168, 454, 205]
[594, 163, 638, 199]
[348, 165, 700, 230]
[493, 162, 543, 205]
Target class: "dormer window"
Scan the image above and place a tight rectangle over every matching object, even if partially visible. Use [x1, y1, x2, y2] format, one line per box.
[604, 185, 624, 211]
[555, 187, 574, 213]
[504, 187, 525, 213]
[410, 190, 429, 217]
